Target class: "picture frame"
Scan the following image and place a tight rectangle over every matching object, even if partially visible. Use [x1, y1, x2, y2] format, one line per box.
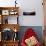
[2, 10, 9, 15]
[10, 11, 18, 15]
[2, 15, 18, 24]
[9, 9, 18, 15]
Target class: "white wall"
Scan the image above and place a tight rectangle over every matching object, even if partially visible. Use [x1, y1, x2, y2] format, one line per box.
[0, 0, 15, 7]
[18, 0, 44, 26]
[0, 0, 44, 26]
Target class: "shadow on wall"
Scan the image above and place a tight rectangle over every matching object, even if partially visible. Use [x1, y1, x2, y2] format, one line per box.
[18, 26, 43, 44]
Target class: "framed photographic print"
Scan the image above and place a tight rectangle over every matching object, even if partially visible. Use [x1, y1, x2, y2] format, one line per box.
[9, 9, 18, 15]
[8, 16, 18, 24]
[2, 10, 9, 15]
[10, 11, 17, 15]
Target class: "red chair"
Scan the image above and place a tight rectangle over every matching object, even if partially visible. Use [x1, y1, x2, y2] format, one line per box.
[21, 28, 41, 46]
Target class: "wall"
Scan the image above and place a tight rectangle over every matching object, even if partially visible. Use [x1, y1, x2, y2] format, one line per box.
[0, 0, 15, 7]
[0, 0, 44, 26]
[18, 0, 44, 26]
